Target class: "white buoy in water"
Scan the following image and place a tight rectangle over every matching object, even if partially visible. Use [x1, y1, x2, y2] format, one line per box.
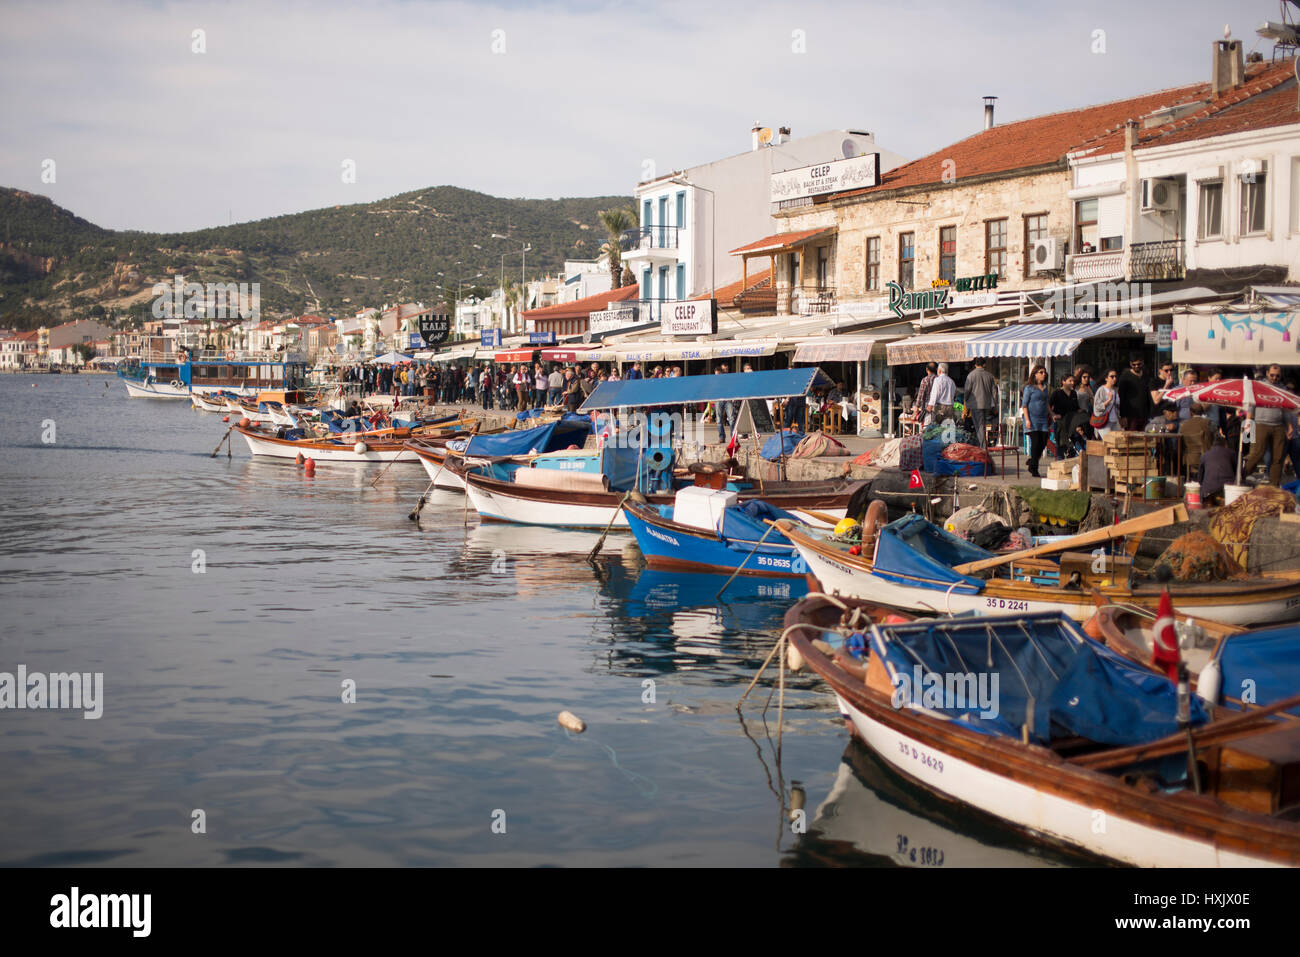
[354, 441, 368, 454]
[557, 710, 586, 733]
[1197, 657, 1222, 706]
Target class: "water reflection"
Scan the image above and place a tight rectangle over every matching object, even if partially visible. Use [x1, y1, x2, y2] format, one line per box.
[783, 739, 1108, 868]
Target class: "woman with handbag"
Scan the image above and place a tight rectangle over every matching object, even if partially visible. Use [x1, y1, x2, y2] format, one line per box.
[1021, 365, 1051, 478]
[1091, 368, 1120, 439]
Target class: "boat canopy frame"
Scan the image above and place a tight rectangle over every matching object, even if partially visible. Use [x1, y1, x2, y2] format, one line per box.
[579, 367, 833, 412]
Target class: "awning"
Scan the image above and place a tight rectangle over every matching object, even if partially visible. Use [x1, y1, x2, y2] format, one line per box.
[712, 338, 778, 359]
[729, 227, 835, 257]
[792, 339, 876, 363]
[580, 367, 832, 412]
[427, 346, 477, 362]
[886, 333, 974, 365]
[966, 321, 1137, 358]
[540, 347, 594, 362]
[494, 349, 537, 363]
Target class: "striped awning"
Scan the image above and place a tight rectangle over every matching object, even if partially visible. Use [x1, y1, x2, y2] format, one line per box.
[966, 321, 1136, 358]
[792, 339, 876, 363]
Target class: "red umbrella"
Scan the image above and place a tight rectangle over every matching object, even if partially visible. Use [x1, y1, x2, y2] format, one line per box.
[1161, 378, 1300, 484]
[1162, 378, 1300, 411]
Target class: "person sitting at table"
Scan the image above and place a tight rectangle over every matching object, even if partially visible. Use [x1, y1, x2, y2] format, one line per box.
[1179, 403, 1213, 479]
[1199, 437, 1235, 504]
[1145, 403, 1181, 475]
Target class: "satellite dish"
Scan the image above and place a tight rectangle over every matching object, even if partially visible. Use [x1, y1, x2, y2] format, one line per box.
[842, 139, 858, 159]
[758, 127, 773, 145]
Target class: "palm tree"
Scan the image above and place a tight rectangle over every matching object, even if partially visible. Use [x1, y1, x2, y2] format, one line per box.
[598, 207, 638, 289]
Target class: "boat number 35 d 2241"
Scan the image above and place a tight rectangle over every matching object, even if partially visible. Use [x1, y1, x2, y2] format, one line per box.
[985, 598, 1029, 611]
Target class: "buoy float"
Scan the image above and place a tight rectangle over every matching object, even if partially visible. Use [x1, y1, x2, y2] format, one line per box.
[303, 458, 316, 475]
[786, 641, 806, 673]
[557, 710, 586, 733]
[222, 415, 230, 422]
[238, 417, 251, 428]
[354, 441, 368, 455]
[848, 545, 861, 556]
[295, 452, 304, 467]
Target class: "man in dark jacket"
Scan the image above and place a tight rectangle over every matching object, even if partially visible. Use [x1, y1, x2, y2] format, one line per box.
[963, 357, 997, 448]
[1199, 437, 1236, 503]
[1117, 356, 1155, 431]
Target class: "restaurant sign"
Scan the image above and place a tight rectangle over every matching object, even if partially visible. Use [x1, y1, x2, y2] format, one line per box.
[480, 328, 503, 348]
[888, 274, 999, 319]
[660, 299, 718, 336]
[589, 303, 640, 334]
[418, 312, 451, 346]
[770, 153, 881, 203]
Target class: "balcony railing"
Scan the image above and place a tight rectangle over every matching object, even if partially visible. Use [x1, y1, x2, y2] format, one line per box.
[1130, 239, 1185, 281]
[1068, 250, 1124, 282]
[620, 225, 680, 253]
[792, 285, 837, 315]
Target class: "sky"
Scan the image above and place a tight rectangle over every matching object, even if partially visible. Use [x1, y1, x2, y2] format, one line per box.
[0, 0, 1282, 233]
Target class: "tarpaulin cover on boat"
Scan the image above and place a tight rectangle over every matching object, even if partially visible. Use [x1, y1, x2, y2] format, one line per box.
[872, 514, 989, 594]
[718, 500, 799, 546]
[870, 613, 1209, 748]
[579, 368, 833, 412]
[1216, 626, 1300, 716]
[464, 419, 591, 458]
[600, 444, 673, 493]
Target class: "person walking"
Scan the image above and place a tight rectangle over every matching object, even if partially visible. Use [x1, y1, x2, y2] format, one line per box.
[547, 365, 564, 407]
[1117, 356, 1154, 431]
[1021, 364, 1050, 477]
[927, 362, 956, 425]
[1048, 372, 1077, 460]
[964, 357, 997, 448]
[534, 363, 548, 409]
[914, 362, 937, 427]
[1092, 369, 1120, 439]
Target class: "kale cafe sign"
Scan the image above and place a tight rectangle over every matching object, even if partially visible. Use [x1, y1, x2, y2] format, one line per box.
[418, 312, 451, 346]
[887, 273, 998, 319]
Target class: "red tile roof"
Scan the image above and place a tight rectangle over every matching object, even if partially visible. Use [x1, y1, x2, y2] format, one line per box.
[729, 228, 833, 256]
[830, 62, 1287, 201]
[1076, 62, 1298, 154]
[708, 268, 772, 303]
[522, 283, 639, 320]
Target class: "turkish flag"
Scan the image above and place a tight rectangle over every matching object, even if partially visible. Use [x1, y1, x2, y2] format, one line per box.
[1151, 589, 1180, 681]
[908, 469, 923, 489]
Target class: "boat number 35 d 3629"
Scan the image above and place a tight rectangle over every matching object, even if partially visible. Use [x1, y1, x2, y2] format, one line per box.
[898, 740, 944, 774]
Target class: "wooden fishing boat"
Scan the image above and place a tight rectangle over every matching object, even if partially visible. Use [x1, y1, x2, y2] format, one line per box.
[784, 596, 1300, 866]
[233, 424, 420, 462]
[123, 376, 189, 399]
[465, 464, 858, 530]
[622, 491, 809, 577]
[779, 508, 1300, 627]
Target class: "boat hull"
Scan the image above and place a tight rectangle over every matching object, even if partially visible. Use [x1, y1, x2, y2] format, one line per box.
[623, 503, 807, 577]
[124, 379, 188, 399]
[235, 427, 418, 463]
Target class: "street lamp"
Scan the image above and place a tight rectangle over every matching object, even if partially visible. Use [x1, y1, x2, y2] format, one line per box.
[492, 234, 532, 333]
[669, 175, 714, 299]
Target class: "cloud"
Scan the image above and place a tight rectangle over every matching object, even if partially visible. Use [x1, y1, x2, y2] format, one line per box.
[0, 0, 1255, 231]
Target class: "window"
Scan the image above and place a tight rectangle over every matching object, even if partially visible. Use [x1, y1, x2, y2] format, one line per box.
[1023, 214, 1047, 277]
[1198, 182, 1223, 239]
[938, 226, 956, 283]
[1074, 199, 1098, 253]
[985, 219, 1007, 277]
[642, 199, 652, 226]
[816, 245, 830, 288]
[899, 232, 915, 288]
[1241, 164, 1268, 235]
[676, 262, 686, 300]
[1100, 236, 1123, 251]
[675, 191, 686, 228]
[865, 236, 880, 291]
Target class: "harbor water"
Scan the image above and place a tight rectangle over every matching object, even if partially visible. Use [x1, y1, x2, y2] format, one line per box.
[0, 375, 1093, 867]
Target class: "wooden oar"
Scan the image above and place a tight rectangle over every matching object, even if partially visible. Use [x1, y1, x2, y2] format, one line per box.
[1071, 689, 1300, 772]
[797, 507, 842, 527]
[952, 504, 1187, 575]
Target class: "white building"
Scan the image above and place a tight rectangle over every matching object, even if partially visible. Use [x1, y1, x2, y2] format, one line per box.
[556, 258, 613, 305]
[625, 125, 908, 317]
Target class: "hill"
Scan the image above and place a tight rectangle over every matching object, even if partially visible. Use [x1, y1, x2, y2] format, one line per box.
[0, 186, 633, 328]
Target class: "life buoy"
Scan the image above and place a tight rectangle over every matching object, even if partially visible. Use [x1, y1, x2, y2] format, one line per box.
[226, 350, 236, 361]
[860, 499, 888, 558]
[170, 379, 184, 389]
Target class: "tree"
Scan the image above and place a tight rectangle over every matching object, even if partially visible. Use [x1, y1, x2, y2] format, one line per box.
[597, 207, 638, 289]
[71, 342, 97, 365]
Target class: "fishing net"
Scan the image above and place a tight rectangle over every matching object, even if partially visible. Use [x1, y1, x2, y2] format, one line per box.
[1152, 530, 1248, 583]
[1209, 485, 1295, 568]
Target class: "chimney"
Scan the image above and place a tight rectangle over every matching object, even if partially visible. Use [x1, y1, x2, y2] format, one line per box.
[983, 96, 997, 131]
[777, 126, 791, 145]
[1124, 119, 1139, 151]
[1211, 38, 1245, 95]
[752, 122, 762, 151]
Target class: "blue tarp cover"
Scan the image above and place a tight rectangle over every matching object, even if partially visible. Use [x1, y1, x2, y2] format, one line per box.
[600, 444, 673, 492]
[718, 500, 798, 546]
[761, 430, 803, 460]
[871, 612, 1208, 747]
[1216, 626, 1300, 715]
[872, 514, 989, 594]
[580, 368, 833, 412]
[464, 420, 590, 458]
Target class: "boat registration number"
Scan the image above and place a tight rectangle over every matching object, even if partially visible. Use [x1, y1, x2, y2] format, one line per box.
[898, 740, 944, 774]
[985, 598, 1029, 611]
[896, 834, 945, 867]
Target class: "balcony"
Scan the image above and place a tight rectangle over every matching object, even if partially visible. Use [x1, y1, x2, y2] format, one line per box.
[791, 285, 837, 316]
[1130, 239, 1185, 281]
[620, 225, 679, 265]
[1067, 249, 1123, 282]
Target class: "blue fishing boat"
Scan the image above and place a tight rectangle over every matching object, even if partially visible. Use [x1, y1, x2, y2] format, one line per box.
[623, 488, 810, 578]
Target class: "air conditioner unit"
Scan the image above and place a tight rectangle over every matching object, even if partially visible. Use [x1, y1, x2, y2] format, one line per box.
[1141, 178, 1178, 212]
[1030, 237, 1064, 273]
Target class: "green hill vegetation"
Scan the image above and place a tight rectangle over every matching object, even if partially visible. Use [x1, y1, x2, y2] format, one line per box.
[0, 186, 632, 329]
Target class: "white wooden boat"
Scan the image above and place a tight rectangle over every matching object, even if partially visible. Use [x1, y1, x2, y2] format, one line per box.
[234, 425, 420, 463]
[124, 378, 188, 399]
